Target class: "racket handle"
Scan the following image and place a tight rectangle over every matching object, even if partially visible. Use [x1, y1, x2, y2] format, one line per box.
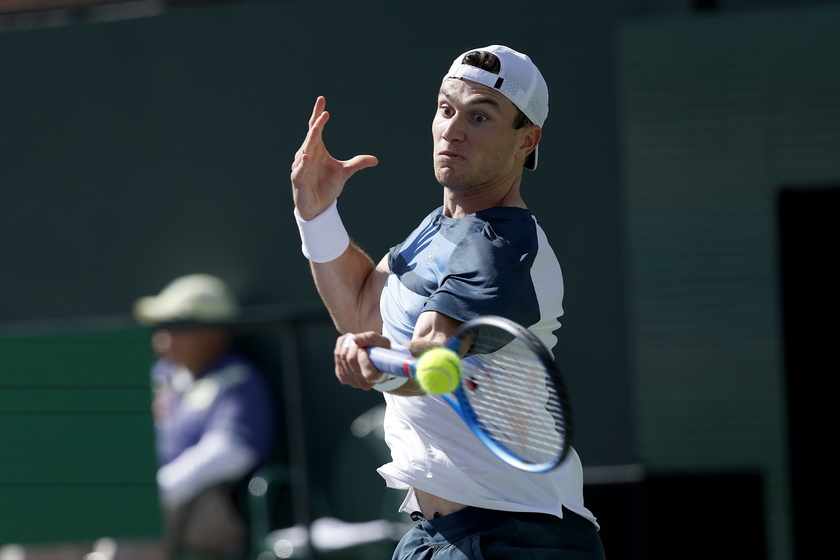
[367, 346, 416, 379]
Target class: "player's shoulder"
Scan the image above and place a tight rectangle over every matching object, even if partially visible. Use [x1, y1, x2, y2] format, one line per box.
[456, 207, 538, 250]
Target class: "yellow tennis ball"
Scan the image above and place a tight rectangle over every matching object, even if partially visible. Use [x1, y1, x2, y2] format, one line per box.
[415, 348, 461, 394]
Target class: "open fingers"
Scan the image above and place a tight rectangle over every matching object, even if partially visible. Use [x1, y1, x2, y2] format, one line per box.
[293, 110, 330, 166]
[308, 96, 327, 128]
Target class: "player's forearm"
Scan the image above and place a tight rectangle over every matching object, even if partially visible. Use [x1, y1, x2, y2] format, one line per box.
[311, 244, 383, 334]
[295, 198, 387, 333]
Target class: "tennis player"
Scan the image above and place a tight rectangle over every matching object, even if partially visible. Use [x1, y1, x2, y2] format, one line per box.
[291, 45, 605, 559]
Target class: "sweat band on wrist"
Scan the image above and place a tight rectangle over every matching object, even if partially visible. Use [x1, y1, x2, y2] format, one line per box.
[294, 200, 351, 263]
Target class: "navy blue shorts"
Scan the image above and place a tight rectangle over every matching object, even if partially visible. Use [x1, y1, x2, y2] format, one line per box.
[392, 507, 606, 559]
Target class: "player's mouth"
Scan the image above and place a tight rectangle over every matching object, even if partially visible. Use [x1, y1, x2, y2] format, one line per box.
[437, 150, 464, 162]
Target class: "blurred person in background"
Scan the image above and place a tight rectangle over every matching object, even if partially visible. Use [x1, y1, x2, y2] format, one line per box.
[133, 273, 278, 560]
[0, 274, 278, 560]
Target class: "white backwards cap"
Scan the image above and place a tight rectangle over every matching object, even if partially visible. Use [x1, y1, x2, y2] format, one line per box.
[444, 45, 548, 170]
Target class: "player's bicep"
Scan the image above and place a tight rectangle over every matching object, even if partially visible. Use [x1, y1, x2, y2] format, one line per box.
[356, 254, 390, 332]
[371, 253, 391, 289]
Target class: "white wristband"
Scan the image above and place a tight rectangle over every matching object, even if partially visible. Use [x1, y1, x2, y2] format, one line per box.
[294, 200, 351, 263]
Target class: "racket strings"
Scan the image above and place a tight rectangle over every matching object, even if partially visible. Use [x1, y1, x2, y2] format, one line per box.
[460, 330, 567, 465]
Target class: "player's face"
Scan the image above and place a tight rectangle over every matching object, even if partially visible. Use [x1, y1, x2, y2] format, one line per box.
[432, 78, 528, 192]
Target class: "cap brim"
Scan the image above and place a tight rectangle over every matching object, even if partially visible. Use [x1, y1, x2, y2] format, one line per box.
[134, 296, 180, 326]
[133, 297, 239, 327]
[133, 297, 160, 326]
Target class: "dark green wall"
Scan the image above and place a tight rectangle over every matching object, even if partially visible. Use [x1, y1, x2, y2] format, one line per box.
[0, 327, 160, 542]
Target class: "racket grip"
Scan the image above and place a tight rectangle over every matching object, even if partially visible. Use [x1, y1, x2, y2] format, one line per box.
[367, 346, 415, 379]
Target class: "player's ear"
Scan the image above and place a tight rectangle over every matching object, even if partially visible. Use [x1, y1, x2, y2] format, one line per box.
[517, 125, 541, 164]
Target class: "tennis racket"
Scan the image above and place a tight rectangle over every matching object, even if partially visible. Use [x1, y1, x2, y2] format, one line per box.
[367, 315, 572, 472]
